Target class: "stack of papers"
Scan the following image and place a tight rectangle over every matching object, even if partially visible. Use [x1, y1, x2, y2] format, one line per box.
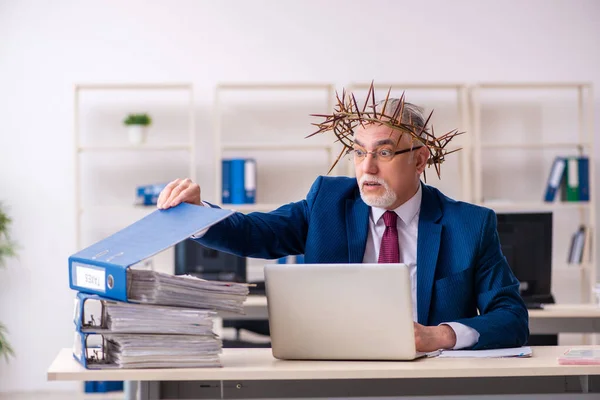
[79, 297, 217, 335]
[102, 334, 222, 369]
[127, 269, 250, 313]
[438, 346, 532, 358]
[68, 203, 250, 369]
[73, 271, 251, 369]
[558, 348, 600, 365]
[74, 292, 233, 369]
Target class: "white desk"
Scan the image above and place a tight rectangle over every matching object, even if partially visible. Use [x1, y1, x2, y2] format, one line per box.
[225, 297, 600, 334]
[219, 295, 268, 320]
[528, 304, 600, 334]
[48, 346, 600, 399]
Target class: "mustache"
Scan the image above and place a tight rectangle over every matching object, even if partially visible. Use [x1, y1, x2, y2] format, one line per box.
[359, 174, 387, 187]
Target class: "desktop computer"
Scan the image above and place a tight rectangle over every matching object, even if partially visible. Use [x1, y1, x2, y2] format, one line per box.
[496, 211, 556, 345]
[496, 211, 554, 305]
[174, 238, 247, 282]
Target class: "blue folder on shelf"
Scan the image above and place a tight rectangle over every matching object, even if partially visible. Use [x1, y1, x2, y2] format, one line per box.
[577, 156, 590, 201]
[68, 203, 234, 302]
[543, 157, 566, 202]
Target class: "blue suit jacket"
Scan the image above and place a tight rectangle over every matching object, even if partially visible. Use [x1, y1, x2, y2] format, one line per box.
[196, 176, 529, 350]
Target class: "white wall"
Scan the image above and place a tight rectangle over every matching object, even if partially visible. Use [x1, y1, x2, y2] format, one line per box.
[0, 0, 599, 393]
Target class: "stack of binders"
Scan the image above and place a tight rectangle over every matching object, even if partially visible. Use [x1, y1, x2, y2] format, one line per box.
[543, 156, 589, 202]
[69, 202, 250, 369]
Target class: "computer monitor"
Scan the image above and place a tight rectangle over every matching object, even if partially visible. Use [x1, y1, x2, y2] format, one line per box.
[495, 211, 554, 304]
[174, 239, 247, 282]
[174, 240, 270, 348]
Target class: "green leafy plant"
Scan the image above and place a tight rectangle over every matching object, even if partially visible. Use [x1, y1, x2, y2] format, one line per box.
[0, 205, 16, 265]
[0, 202, 16, 361]
[123, 113, 152, 126]
[0, 323, 14, 361]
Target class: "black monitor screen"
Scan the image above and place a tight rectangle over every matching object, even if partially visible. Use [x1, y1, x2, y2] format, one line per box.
[174, 239, 247, 282]
[495, 212, 553, 302]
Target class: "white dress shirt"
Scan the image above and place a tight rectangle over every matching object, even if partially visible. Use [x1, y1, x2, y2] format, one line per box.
[362, 184, 480, 350]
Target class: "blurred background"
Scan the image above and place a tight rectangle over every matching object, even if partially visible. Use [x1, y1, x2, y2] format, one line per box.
[0, 0, 599, 398]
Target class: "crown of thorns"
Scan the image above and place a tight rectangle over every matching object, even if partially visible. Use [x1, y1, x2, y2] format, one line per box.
[307, 82, 464, 181]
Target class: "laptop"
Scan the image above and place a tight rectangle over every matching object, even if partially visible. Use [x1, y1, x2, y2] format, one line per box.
[264, 263, 425, 361]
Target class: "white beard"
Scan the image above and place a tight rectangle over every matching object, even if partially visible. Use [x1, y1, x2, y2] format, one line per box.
[358, 174, 397, 208]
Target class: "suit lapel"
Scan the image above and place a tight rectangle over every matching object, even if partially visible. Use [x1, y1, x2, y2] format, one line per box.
[346, 195, 369, 263]
[416, 184, 443, 325]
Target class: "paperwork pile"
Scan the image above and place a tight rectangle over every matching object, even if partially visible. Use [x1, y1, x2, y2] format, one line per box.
[101, 334, 221, 368]
[67, 203, 248, 369]
[437, 346, 532, 358]
[128, 269, 249, 313]
[73, 273, 250, 369]
[79, 293, 219, 335]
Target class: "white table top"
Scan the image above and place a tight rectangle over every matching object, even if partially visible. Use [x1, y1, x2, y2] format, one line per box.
[243, 295, 267, 307]
[47, 346, 600, 382]
[527, 304, 600, 318]
[237, 297, 600, 318]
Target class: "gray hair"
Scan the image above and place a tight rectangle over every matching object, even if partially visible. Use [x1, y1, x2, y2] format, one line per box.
[372, 98, 429, 165]
[373, 98, 428, 139]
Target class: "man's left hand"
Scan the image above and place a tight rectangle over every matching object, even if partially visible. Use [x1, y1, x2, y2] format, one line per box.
[414, 322, 457, 352]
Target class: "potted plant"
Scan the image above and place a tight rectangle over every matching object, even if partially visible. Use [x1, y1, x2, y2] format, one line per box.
[0, 202, 16, 361]
[123, 113, 152, 145]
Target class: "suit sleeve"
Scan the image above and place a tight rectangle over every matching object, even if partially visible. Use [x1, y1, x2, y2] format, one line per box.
[192, 176, 324, 259]
[453, 209, 530, 349]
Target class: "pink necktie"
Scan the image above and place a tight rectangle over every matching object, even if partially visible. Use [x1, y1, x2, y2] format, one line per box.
[378, 211, 399, 263]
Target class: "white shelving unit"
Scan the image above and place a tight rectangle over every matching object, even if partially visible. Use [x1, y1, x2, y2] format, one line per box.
[346, 82, 473, 202]
[77, 144, 193, 152]
[74, 83, 196, 251]
[470, 82, 596, 304]
[213, 83, 340, 212]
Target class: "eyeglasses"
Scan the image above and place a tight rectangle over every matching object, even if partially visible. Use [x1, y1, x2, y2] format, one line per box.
[350, 146, 423, 163]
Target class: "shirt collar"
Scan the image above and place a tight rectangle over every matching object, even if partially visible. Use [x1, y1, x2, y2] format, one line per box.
[371, 183, 422, 225]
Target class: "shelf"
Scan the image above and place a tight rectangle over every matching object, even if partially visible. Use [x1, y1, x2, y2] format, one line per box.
[78, 205, 156, 215]
[349, 82, 466, 90]
[78, 144, 192, 152]
[479, 201, 591, 211]
[553, 261, 592, 270]
[221, 142, 333, 151]
[74, 81, 196, 252]
[75, 83, 192, 91]
[481, 142, 592, 150]
[475, 82, 591, 89]
[553, 264, 591, 272]
[216, 83, 333, 91]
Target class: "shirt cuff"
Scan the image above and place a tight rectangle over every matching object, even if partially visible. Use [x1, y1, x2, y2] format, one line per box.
[441, 322, 480, 350]
[190, 201, 210, 239]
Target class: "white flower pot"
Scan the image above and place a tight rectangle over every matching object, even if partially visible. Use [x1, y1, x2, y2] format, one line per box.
[128, 125, 147, 145]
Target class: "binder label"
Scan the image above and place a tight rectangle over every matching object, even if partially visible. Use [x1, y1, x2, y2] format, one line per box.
[549, 159, 565, 186]
[568, 158, 579, 186]
[75, 264, 105, 292]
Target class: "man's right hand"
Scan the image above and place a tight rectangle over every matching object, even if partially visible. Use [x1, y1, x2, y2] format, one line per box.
[157, 178, 202, 209]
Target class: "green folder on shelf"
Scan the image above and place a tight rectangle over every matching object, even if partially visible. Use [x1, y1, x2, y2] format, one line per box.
[561, 157, 579, 202]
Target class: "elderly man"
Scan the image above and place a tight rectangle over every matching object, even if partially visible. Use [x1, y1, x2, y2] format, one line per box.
[157, 95, 529, 352]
